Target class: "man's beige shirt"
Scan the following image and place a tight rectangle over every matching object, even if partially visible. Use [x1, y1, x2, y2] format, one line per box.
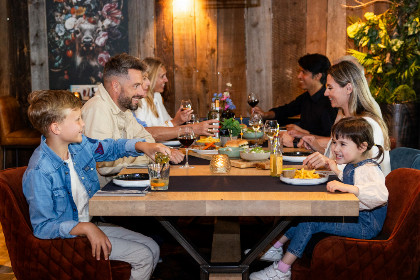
[82, 84, 155, 186]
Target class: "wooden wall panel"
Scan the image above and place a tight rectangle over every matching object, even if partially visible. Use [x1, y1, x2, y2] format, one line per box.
[272, 0, 306, 109]
[0, 1, 10, 97]
[28, 0, 48, 91]
[216, 5, 246, 118]
[155, 0, 175, 117]
[246, 1, 273, 116]
[172, 3, 197, 115]
[129, 1, 155, 59]
[306, 0, 327, 55]
[194, 0, 218, 117]
[326, 0, 347, 63]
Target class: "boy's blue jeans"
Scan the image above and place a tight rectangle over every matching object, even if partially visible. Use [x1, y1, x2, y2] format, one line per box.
[284, 205, 387, 258]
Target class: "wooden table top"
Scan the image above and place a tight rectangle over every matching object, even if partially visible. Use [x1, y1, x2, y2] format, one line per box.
[89, 164, 359, 217]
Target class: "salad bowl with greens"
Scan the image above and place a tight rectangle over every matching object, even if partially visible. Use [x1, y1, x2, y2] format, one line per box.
[240, 147, 270, 161]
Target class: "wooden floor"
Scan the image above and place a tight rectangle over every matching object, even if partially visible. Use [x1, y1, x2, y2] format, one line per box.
[0, 224, 16, 280]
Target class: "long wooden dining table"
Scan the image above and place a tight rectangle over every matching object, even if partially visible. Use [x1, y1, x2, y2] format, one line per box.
[89, 155, 359, 280]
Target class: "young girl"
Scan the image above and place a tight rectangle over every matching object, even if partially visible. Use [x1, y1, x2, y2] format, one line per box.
[250, 117, 388, 280]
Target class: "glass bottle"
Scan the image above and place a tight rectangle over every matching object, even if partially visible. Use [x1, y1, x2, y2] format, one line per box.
[207, 102, 220, 138]
[270, 136, 283, 177]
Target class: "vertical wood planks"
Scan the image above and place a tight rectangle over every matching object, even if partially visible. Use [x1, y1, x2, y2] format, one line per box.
[272, 0, 306, 109]
[246, 1, 273, 116]
[217, 4, 246, 118]
[173, 2, 197, 115]
[194, 0, 218, 117]
[306, 0, 327, 55]
[155, 0, 175, 117]
[129, 0, 155, 59]
[0, 1, 10, 97]
[28, 0, 49, 91]
[326, 0, 347, 63]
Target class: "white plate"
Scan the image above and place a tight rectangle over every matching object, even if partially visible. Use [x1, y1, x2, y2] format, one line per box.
[112, 173, 150, 188]
[160, 140, 181, 146]
[280, 174, 329, 185]
[282, 155, 307, 163]
[191, 149, 219, 155]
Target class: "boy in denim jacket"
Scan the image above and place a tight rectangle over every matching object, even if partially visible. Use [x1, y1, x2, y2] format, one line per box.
[23, 90, 179, 280]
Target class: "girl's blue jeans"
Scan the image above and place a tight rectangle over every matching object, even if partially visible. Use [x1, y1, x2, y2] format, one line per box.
[284, 205, 387, 258]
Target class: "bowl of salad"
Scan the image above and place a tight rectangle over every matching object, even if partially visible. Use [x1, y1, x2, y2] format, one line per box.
[243, 128, 264, 139]
[240, 147, 270, 161]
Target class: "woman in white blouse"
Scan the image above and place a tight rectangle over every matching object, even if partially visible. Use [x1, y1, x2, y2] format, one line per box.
[134, 57, 191, 127]
[302, 60, 391, 175]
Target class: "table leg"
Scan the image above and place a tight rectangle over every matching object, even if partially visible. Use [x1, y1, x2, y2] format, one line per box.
[155, 216, 293, 280]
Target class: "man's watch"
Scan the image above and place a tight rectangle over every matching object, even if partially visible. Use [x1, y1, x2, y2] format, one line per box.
[293, 138, 299, 148]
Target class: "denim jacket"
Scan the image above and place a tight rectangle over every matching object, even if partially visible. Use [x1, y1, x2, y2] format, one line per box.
[23, 135, 144, 239]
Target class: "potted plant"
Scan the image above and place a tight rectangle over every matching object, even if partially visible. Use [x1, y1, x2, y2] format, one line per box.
[346, 0, 420, 148]
[220, 118, 242, 146]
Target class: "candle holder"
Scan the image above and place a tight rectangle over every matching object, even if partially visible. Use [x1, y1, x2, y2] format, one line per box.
[210, 154, 231, 174]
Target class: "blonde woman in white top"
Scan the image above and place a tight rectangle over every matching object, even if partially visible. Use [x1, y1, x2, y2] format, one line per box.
[301, 60, 391, 175]
[134, 57, 191, 127]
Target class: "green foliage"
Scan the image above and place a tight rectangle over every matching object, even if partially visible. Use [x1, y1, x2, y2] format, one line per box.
[221, 118, 241, 137]
[346, 0, 420, 103]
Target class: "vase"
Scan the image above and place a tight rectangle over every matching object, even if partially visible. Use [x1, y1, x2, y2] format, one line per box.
[380, 102, 418, 149]
[220, 136, 237, 147]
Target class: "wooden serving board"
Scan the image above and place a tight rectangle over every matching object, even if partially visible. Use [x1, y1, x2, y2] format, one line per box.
[190, 151, 269, 169]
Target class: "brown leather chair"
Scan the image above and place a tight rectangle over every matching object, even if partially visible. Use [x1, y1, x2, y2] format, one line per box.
[0, 96, 41, 168]
[0, 167, 131, 280]
[292, 168, 420, 280]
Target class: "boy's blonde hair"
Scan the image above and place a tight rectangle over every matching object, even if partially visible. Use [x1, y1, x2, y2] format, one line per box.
[27, 90, 82, 136]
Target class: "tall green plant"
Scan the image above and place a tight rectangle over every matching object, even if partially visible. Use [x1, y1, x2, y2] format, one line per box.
[347, 0, 420, 103]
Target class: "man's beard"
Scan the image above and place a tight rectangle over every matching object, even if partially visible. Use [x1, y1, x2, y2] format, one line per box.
[118, 89, 139, 111]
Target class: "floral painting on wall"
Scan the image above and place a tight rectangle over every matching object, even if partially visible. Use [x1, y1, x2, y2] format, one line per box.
[46, 0, 128, 89]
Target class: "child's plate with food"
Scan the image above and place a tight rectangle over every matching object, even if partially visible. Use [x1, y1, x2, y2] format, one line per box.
[282, 151, 313, 163]
[280, 168, 329, 185]
[113, 173, 150, 187]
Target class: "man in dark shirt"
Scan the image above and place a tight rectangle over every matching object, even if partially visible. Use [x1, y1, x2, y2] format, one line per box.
[253, 53, 337, 146]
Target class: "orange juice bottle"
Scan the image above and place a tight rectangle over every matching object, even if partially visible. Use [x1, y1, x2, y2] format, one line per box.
[270, 138, 283, 177]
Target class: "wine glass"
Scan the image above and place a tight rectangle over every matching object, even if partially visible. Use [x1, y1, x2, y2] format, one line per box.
[186, 113, 199, 124]
[177, 126, 195, 168]
[181, 99, 192, 111]
[249, 113, 263, 147]
[247, 92, 259, 108]
[264, 120, 278, 150]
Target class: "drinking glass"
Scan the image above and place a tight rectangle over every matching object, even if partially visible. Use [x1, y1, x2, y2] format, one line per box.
[177, 126, 195, 168]
[181, 99, 192, 111]
[249, 113, 263, 147]
[264, 120, 278, 150]
[187, 113, 199, 124]
[247, 92, 259, 108]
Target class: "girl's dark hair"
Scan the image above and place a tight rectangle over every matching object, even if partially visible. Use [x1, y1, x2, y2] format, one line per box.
[331, 117, 384, 163]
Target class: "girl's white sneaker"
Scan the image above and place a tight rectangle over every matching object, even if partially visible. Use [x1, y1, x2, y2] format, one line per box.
[244, 246, 283, 262]
[249, 262, 291, 280]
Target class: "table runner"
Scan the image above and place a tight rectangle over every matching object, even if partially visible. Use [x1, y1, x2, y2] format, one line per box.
[102, 175, 337, 193]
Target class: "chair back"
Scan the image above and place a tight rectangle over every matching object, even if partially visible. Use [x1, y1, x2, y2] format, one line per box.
[0, 167, 34, 279]
[0, 96, 25, 141]
[390, 147, 420, 170]
[381, 168, 420, 237]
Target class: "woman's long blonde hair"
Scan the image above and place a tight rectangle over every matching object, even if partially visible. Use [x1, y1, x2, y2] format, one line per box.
[141, 57, 165, 118]
[328, 61, 390, 150]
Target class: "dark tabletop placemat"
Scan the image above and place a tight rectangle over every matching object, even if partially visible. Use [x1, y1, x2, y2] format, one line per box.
[102, 175, 337, 193]
[167, 175, 335, 192]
